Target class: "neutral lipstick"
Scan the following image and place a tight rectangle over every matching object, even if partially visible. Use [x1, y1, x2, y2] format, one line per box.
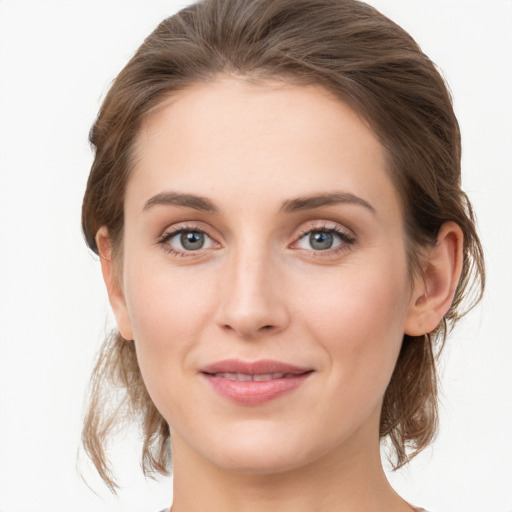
[200, 359, 313, 405]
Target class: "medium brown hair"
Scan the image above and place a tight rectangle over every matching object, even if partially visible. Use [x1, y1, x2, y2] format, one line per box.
[81, 0, 485, 491]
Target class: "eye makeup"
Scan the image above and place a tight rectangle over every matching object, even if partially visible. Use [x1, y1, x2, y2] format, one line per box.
[157, 219, 356, 261]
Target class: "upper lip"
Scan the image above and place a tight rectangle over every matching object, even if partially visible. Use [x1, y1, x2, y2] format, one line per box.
[200, 359, 313, 376]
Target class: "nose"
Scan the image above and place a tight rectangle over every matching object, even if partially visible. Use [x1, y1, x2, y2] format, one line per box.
[214, 245, 290, 339]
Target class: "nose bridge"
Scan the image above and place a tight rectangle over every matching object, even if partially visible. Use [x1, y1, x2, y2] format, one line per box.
[216, 237, 288, 337]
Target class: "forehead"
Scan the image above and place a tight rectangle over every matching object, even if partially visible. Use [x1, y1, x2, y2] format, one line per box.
[128, 76, 400, 220]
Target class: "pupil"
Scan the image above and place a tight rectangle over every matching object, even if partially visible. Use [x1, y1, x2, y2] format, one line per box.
[310, 231, 333, 250]
[181, 231, 204, 250]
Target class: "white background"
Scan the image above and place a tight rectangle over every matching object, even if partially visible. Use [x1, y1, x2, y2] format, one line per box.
[0, 1, 511, 511]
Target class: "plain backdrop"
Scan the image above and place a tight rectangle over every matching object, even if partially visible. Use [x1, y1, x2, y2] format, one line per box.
[0, 1, 511, 511]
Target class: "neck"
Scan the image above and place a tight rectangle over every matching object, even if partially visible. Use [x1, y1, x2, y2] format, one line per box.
[169, 421, 413, 512]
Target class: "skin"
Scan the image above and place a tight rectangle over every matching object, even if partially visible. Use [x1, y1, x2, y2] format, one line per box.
[98, 77, 463, 512]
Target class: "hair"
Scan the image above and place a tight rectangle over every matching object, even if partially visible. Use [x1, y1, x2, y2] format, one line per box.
[81, 0, 485, 491]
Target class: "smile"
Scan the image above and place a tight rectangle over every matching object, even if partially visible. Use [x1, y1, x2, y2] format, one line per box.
[209, 372, 302, 381]
[200, 359, 313, 405]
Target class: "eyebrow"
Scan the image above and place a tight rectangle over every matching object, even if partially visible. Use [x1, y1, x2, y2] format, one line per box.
[280, 192, 376, 214]
[143, 192, 219, 213]
[142, 190, 375, 215]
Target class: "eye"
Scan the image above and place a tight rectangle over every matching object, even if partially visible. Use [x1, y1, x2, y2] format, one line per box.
[159, 227, 217, 256]
[176, 231, 208, 250]
[295, 226, 354, 252]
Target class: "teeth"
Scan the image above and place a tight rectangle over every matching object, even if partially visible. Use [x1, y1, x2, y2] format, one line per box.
[235, 373, 253, 382]
[253, 373, 275, 381]
[214, 372, 286, 381]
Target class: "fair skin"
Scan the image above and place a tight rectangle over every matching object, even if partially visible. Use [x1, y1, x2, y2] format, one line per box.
[97, 77, 463, 512]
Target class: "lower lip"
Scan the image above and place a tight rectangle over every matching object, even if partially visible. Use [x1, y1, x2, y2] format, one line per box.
[202, 373, 312, 405]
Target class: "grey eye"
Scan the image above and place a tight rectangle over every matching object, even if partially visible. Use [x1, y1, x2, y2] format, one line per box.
[180, 231, 205, 250]
[164, 229, 215, 252]
[296, 229, 346, 251]
[309, 231, 334, 250]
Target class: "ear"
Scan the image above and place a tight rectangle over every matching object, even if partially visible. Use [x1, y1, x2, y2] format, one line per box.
[404, 221, 464, 336]
[96, 227, 134, 341]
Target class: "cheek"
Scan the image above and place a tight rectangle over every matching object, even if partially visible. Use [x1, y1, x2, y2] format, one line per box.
[125, 257, 215, 339]
[296, 259, 410, 387]
[122, 261, 217, 402]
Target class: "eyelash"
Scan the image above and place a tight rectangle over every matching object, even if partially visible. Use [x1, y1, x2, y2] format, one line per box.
[158, 224, 216, 258]
[293, 224, 355, 256]
[158, 223, 355, 258]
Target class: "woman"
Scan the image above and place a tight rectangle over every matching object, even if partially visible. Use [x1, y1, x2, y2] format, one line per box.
[81, 0, 485, 511]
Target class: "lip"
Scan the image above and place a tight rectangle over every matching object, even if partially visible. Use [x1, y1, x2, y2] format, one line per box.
[200, 359, 313, 405]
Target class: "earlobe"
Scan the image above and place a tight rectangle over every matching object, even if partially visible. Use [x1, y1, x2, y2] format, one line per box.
[404, 222, 464, 336]
[96, 227, 134, 341]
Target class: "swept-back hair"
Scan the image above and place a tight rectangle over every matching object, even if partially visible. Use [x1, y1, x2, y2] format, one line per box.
[81, 0, 484, 491]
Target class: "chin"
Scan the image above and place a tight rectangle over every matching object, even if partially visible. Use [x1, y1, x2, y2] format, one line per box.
[194, 421, 337, 476]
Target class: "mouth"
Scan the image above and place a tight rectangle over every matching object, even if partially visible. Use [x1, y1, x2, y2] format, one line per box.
[200, 359, 313, 405]
[206, 372, 307, 381]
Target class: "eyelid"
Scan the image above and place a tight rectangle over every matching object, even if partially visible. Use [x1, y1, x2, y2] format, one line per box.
[160, 221, 206, 238]
[290, 221, 356, 254]
[158, 222, 221, 257]
[294, 220, 355, 241]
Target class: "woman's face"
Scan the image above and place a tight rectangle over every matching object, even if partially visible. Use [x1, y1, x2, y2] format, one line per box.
[110, 77, 423, 474]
